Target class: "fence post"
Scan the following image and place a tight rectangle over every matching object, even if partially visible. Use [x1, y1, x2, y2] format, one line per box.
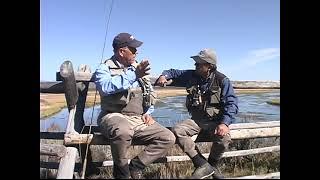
[56, 147, 78, 179]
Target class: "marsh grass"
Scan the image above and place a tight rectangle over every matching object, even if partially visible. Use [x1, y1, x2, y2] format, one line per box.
[266, 99, 280, 106]
[40, 103, 66, 119]
[40, 92, 101, 119]
[40, 138, 279, 179]
[86, 137, 280, 179]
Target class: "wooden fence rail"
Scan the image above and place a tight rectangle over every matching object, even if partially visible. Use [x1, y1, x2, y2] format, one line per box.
[40, 121, 280, 178]
[102, 145, 280, 166]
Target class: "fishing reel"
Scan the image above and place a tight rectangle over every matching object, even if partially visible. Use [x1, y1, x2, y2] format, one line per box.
[186, 85, 203, 108]
[191, 92, 202, 107]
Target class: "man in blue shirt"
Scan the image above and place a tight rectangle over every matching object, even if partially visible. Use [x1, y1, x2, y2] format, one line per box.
[155, 48, 238, 179]
[94, 33, 175, 179]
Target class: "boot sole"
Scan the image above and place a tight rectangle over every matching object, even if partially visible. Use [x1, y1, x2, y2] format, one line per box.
[200, 170, 215, 179]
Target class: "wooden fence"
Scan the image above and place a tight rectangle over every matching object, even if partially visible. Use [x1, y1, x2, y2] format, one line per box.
[40, 61, 280, 179]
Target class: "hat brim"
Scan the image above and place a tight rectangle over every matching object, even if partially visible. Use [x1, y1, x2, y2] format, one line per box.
[191, 56, 207, 64]
[127, 39, 143, 48]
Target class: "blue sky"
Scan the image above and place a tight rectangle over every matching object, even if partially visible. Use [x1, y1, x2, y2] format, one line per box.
[40, 0, 280, 81]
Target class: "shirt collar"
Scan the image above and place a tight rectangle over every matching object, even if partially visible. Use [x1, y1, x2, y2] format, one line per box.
[111, 55, 125, 68]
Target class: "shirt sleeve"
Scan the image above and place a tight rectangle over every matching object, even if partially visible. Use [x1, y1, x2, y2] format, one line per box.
[94, 63, 137, 95]
[161, 69, 193, 86]
[145, 105, 154, 114]
[220, 78, 239, 126]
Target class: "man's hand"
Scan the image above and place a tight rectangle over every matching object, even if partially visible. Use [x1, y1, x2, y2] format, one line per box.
[214, 123, 230, 136]
[135, 60, 151, 78]
[155, 75, 168, 87]
[142, 114, 155, 126]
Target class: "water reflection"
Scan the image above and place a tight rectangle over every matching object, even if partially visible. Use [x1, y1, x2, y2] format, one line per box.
[40, 91, 280, 132]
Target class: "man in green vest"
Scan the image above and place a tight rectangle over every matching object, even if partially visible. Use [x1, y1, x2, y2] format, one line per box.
[94, 32, 176, 179]
[155, 48, 239, 179]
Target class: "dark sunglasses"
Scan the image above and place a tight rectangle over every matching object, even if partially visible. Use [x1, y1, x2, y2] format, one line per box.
[127, 46, 137, 54]
[194, 63, 209, 67]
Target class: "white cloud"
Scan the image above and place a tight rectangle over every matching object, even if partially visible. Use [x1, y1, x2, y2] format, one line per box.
[223, 48, 280, 72]
[244, 48, 280, 66]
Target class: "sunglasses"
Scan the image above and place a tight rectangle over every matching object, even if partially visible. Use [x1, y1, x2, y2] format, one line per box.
[195, 62, 210, 67]
[127, 46, 137, 55]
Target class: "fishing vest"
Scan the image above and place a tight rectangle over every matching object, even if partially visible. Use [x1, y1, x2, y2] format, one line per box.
[185, 71, 226, 120]
[99, 58, 156, 115]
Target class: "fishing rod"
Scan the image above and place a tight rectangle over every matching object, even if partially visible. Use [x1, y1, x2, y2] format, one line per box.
[80, 0, 115, 178]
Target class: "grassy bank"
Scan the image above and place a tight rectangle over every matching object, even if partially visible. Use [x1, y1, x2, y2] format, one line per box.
[266, 98, 280, 106]
[40, 91, 101, 119]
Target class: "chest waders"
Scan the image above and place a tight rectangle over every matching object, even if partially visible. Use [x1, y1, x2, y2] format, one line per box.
[99, 58, 157, 115]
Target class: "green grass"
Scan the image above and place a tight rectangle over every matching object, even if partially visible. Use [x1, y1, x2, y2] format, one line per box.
[40, 103, 66, 119]
[266, 99, 280, 106]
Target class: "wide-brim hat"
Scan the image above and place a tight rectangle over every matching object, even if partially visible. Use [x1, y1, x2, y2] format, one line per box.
[191, 48, 217, 65]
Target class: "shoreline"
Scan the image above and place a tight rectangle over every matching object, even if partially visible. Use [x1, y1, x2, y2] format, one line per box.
[40, 88, 279, 119]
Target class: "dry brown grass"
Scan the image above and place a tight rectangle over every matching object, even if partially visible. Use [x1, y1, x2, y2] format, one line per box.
[40, 91, 101, 118]
[86, 138, 280, 179]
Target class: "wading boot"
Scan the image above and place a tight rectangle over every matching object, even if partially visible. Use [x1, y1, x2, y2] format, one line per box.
[208, 159, 224, 179]
[129, 157, 145, 179]
[190, 162, 215, 179]
[130, 169, 143, 179]
[211, 166, 224, 179]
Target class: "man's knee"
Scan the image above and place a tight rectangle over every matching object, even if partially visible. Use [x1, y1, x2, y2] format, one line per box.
[109, 128, 132, 140]
[163, 130, 176, 145]
[171, 125, 187, 137]
[155, 128, 176, 145]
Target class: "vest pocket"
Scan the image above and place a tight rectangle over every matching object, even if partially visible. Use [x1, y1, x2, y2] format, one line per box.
[206, 106, 220, 117]
[108, 91, 129, 105]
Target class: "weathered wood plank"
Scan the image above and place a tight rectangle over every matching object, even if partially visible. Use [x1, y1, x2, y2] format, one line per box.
[56, 71, 94, 82]
[65, 107, 77, 134]
[229, 127, 280, 139]
[64, 133, 93, 145]
[91, 125, 280, 145]
[229, 121, 280, 129]
[40, 143, 66, 158]
[40, 81, 96, 93]
[230, 172, 280, 179]
[40, 81, 64, 93]
[102, 146, 280, 166]
[41, 121, 280, 145]
[60, 61, 79, 110]
[56, 147, 78, 179]
[40, 132, 65, 139]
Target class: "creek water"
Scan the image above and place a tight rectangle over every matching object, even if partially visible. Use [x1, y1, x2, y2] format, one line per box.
[40, 90, 280, 132]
